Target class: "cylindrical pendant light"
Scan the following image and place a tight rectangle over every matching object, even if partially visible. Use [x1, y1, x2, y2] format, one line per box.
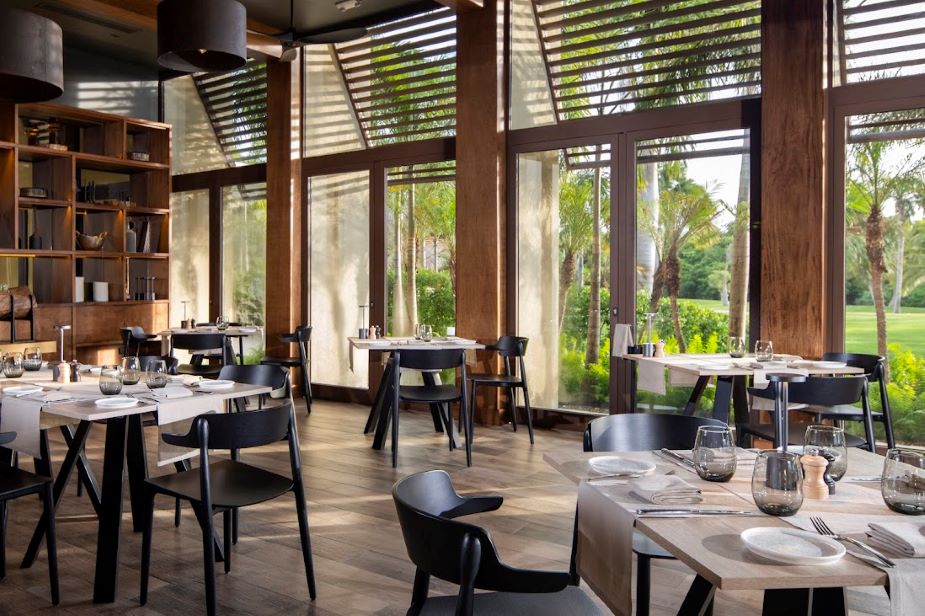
[0, 8, 63, 103]
[157, 0, 247, 73]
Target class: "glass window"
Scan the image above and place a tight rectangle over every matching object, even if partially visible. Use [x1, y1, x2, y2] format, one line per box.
[517, 145, 611, 413]
[309, 171, 370, 388]
[634, 129, 751, 413]
[386, 162, 456, 337]
[222, 183, 267, 363]
[169, 189, 210, 324]
[843, 109, 925, 445]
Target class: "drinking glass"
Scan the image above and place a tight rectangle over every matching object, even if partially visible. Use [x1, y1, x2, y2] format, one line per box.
[882, 448, 925, 515]
[121, 356, 142, 385]
[804, 425, 848, 481]
[23, 346, 43, 371]
[420, 324, 433, 342]
[2, 353, 23, 378]
[98, 365, 123, 395]
[728, 336, 746, 358]
[216, 315, 228, 331]
[752, 451, 803, 516]
[144, 359, 168, 389]
[414, 324, 423, 340]
[692, 426, 737, 482]
[754, 340, 774, 362]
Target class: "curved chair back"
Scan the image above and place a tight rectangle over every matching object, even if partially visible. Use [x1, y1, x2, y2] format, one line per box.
[495, 336, 528, 358]
[751, 376, 866, 407]
[219, 364, 288, 391]
[138, 355, 179, 375]
[120, 326, 148, 356]
[295, 326, 312, 362]
[162, 403, 292, 451]
[821, 352, 884, 381]
[584, 413, 725, 452]
[397, 349, 466, 372]
[171, 333, 233, 365]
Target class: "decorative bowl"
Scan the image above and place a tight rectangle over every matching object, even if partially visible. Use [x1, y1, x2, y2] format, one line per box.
[76, 230, 108, 250]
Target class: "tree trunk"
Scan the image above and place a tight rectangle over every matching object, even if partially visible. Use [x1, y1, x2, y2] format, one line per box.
[637, 163, 659, 293]
[866, 206, 889, 379]
[649, 260, 666, 313]
[728, 148, 750, 339]
[890, 207, 906, 313]
[402, 185, 418, 329]
[666, 247, 686, 352]
[585, 166, 602, 366]
[392, 203, 410, 335]
[559, 251, 577, 330]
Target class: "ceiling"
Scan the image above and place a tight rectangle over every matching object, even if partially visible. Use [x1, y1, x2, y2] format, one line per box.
[7, 0, 441, 70]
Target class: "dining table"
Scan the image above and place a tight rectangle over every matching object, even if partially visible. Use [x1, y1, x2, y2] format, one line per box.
[621, 353, 866, 426]
[158, 325, 261, 365]
[0, 367, 271, 603]
[545, 446, 921, 616]
[349, 336, 485, 450]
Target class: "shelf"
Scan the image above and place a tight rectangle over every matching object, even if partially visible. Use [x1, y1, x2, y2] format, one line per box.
[126, 252, 168, 259]
[74, 251, 123, 258]
[75, 151, 168, 173]
[0, 249, 71, 258]
[74, 201, 121, 213]
[17, 144, 72, 162]
[18, 197, 69, 209]
[75, 300, 168, 307]
[126, 205, 169, 215]
[75, 339, 121, 348]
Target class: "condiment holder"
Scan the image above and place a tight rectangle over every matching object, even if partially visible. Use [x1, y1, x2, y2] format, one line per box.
[801, 454, 829, 500]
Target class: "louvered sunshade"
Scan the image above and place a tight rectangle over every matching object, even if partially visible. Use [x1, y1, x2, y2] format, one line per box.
[838, 0, 925, 83]
[636, 130, 749, 163]
[334, 8, 456, 146]
[387, 161, 456, 186]
[563, 144, 611, 170]
[847, 108, 925, 144]
[193, 61, 268, 167]
[532, 0, 761, 120]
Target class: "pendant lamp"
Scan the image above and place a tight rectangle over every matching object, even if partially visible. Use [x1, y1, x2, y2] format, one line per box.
[158, 0, 247, 73]
[0, 8, 63, 103]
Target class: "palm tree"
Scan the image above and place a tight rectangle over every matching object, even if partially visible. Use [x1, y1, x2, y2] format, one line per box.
[557, 170, 594, 330]
[887, 175, 923, 313]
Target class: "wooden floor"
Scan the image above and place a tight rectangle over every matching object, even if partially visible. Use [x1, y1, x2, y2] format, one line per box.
[0, 400, 892, 615]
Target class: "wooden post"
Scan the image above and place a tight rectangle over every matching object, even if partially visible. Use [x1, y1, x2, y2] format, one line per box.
[760, 0, 827, 358]
[265, 58, 302, 367]
[455, 0, 505, 425]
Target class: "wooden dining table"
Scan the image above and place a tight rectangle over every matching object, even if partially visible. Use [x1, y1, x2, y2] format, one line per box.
[0, 369, 270, 603]
[546, 446, 901, 616]
[159, 326, 260, 365]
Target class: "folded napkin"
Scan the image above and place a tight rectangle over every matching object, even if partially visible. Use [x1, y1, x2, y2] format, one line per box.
[611, 324, 634, 357]
[637, 362, 665, 394]
[629, 475, 702, 505]
[867, 522, 925, 557]
[169, 374, 202, 386]
[0, 396, 43, 458]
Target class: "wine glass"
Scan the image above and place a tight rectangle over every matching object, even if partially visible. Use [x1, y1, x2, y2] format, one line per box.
[692, 426, 737, 482]
[882, 449, 925, 515]
[754, 340, 774, 362]
[23, 346, 43, 371]
[804, 425, 848, 481]
[421, 324, 433, 342]
[728, 336, 746, 359]
[144, 359, 168, 389]
[414, 323, 423, 340]
[2, 353, 23, 378]
[121, 356, 141, 386]
[216, 315, 229, 331]
[752, 451, 803, 516]
[98, 365, 123, 395]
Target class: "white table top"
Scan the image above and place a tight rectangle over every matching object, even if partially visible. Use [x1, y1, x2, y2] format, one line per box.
[349, 336, 485, 350]
[160, 326, 258, 336]
[620, 353, 866, 377]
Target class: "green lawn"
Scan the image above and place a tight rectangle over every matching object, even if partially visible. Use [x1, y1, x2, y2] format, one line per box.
[684, 299, 925, 356]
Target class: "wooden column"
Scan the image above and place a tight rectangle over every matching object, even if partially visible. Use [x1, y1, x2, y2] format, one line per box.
[455, 0, 506, 425]
[265, 59, 302, 363]
[760, 0, 827, 358]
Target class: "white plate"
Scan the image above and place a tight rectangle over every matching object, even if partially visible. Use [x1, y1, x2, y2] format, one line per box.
[740, 527, 846, 565]
[814, 361, 847, 370]
[588, 456, 656, 476]
[368, 341, 391, 347]
[152, 387, 194, 399]
[198, 379, 235, 391]
[2, 385, 42, 395]
[94, 397, 140, 409]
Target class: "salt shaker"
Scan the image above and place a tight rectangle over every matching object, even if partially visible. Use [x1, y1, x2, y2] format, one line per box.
[801, 454, 830, 500]
[654, 340, 666, 358]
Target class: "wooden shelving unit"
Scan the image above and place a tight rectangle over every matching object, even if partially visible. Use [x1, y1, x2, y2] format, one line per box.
[0, 102, 171, 363]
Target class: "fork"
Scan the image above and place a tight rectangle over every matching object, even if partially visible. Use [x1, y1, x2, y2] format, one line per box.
[810, 516, 895, 567]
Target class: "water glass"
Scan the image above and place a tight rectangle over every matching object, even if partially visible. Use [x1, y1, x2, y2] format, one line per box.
[216, 315, 229, 331]
[804, 425, 848, 481]
[413, 323, 423, 340]
[121, 356, 142, 385]
[752, 451, 804, 516]
[23, 346, 43, 371]
[882, 448, 925, 515]
[2, 353, 23, 378]
[692, 426, 737, 482]
[420, 324, 433, 342]
[144, 359, 168, 389]
[754, 340, 774, 362]
[728, 336, 746, 358]
[98, 365, 123, 395]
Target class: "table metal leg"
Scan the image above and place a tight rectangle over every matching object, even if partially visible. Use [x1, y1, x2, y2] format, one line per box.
[126, 415, 148, 532]
[711, 377, 734, 423]
[365, 357, 393, 434]
[676, 574, 715, 616]
[682, 377, 710, 416]
[372, 386, 394, 451]
[64, 425, 101, 514]
[93, 417, 129, 603]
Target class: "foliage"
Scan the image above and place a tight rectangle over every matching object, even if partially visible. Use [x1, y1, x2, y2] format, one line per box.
[635, 291, 729, 351]
[679, 238, 730, 300]
[386, 268, 456, 336]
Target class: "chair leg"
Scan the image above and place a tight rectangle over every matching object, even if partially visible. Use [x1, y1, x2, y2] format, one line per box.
[880, 381, 896, 449]
[636, 554, 651, 616]
[0, 500, 6, 581]
[301, 363, 312, 415]
[222, 510, 232, 574]
[140, 489, 157, 605]
[507, 386, 518, 432]
[568, 508, 580, 586]
[42, 483, 59, 605]
[197, 507, 218, 616]
[521, 385, 535, 445]
[392, 389, 400, 468]
[293, 486, 317, 600]
[861, 382, 877, 453]
[468, 382, 477, 445]
[410, 567, 430, 613]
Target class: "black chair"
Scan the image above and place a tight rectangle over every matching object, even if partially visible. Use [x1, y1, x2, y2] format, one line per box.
[120, 326, 159, 357]
[391, 349, 470, 468]
[393, 470, 602, 616]
[467, 336, 534, 444]
[804, 353, 896, 449]
[0, 432, 59, 605]
[140, 403, 316, 616]
[139, 355, 179, 375]
[170, 333, 233, 378]
[261, 326, 312, 415]
[218, 364, 289, 411]
[741, 376, 869, 449]
[578, 413, 725, 616]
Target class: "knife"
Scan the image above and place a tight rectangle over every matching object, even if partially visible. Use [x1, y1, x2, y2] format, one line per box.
[655, 448, 697, 469]
[636, 508, 761, 517]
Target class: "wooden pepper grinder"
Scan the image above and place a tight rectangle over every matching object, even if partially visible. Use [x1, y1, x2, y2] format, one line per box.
[801, 455, 830, 500]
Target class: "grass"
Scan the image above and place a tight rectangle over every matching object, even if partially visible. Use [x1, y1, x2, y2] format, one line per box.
[685, 298, 925, 356]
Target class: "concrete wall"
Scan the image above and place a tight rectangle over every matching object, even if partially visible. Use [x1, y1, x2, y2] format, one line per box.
[53, 46, 158, 121]
[510, 0, 556, 130]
